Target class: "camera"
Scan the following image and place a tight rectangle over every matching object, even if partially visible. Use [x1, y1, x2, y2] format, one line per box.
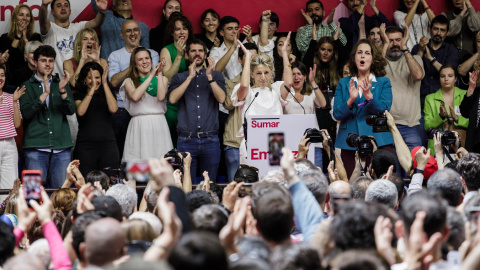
[164, 148, 187, 166]
[346, 133, 374, 156]
[103, 163, 126, 185]
[304, 128, 323, 143]
[366, 113, 389, 133]
[427, 128, 458, 146]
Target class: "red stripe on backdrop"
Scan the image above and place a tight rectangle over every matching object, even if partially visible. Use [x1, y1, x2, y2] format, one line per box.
[72, 0, 477, 33]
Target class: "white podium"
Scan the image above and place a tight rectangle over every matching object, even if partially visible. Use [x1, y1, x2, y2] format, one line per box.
[245, 114, 316, 177]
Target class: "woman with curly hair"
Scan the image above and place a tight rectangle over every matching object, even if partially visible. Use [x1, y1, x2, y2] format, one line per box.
[333, 39, 393, 177]
[0, 4, 41, 80]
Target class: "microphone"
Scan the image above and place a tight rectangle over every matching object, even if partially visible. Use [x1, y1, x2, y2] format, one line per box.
[284, 85, 306, 114]
[243, 92, 260, 147]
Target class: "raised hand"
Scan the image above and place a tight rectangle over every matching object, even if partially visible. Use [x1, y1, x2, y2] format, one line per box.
[155, 57, 167, 77]
[419, 36, 429, 50]
[95, 0, 108, 12]
[401, 25, 410, 50]
[13, 85, 26, 101]
[381, 165, 394, 180]
[333, 22, 341, 41]
[149, 157, 175, 188]
[202, 171, 210, 191]
[468, 71, 477, 97]
[360, 77, 373, 100]
[312, 23, 317, 41]
[433, 133, 443, 157]
[309, 64, 317, 84]
[301, 9, 313, 25]
[89, 68, 97, 93]
[43, 74, 51, 94]
[213, 37, 221, 47]
[348, 77, 359, 102]
[153, 187, 182, 251]
[0, 50, 10, 65]
[102, 64, 109, 84]
[374, 216, 396, 266]
[42, 0, 53, 6]
[439, 102, 447, 119]
[187, 62, 196, 80]
[449, 105, 459, 123]
[206, 57, 215, 77]
[242, 25, 253, 43]
[280, 32, 292, 56]
[175, 38, 186, 56]
[88, 42, 101, 62]
[327, 160, 340, 181]
[297, 133, 311, 159]
[238, 40, 252, 60]
[59, 71, 70, 90]
[173, 169, 183, 189]
[327, 8, 336, 25]
[29, 187, 54, 225]
[81, 42, 89, 61]
[222, 181, 243, 212]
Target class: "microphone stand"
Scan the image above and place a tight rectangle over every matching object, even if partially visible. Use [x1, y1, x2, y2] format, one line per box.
[284, 85, 306, 114]
[243, 92, 260, 151]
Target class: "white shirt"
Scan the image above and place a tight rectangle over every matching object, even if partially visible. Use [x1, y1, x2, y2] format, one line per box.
[41, 21, 87, 76]
[353, 73, 377, 98]
[209, 42, 242, 81]
[394, 11, 431, 50]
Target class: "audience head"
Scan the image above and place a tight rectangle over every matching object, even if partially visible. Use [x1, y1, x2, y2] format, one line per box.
[238, 42, 259, 66]
[168, 232, 228, 270]
[368, 22, 383, 48]
[34, 45, 56, 77]
[24, 40, 43, 68]
[27, 239, 51, 269]
[77, 62, 105, 98]
[258, 11, 279, 37]
[73, 28, 100, 63]
[192, 204, 228, 234]
[351, 176, 373, 200]
[105, 184, 138, 218]
[446, 207, 465, 251]
[128, 211, 163, 236]
[162, 0, 182, 21]
[185, 39, 208, 67]
[121, 20, 142, 48]
[50, 0, 71, 22]
[388, 173, 405, 203]
[305, 0, 325, 24]
[234, 165, 259, 183]
[399, 190, 448, 240]
[186, 190, 212, 213]
[348, 39, 387, 77]
[346, 0, 362, 12]
[328, 181, 351, 215]
[342, 62, 351, 77]
[91, 195, 123, 222]
[128, 47, 153, 86]
[9, 5, 35, 47]
[50, 188, 76, 216]
[200, 9, 220, 34]
[72, 211, 104, 263]
[291, 61, 313, 95]
[121, 218, 158, 242]
[385, 25, 406, 61]
[371, 149, 396, 179]
[330, 249, 390, 270]
[365, 179, 398, 209]
[427, 168, 463, 206]
[332, 200, 389, 250]
[85, 218, 126, 267]
[270, 242, 322, 270]
[430, 15, 450, 44]
[0, 220, 15, 265]
[85, 170, 110, 192]
[273, 34, 296, 81]
[236, 236, 271, 262]
[112, 0, 133, 13]
[439, 64, 458, 89]
[166, 14, 193, 45]
[251, 182, 294, 244]
[300, 169, 329, 206]
[218, 16, 240, 42]
[4, 252, 44, 270]
[398, 0, 425, 14]
[457, 153, 480, 192]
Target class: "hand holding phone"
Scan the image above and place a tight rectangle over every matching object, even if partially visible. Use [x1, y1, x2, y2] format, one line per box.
[21, 170, 42, 207]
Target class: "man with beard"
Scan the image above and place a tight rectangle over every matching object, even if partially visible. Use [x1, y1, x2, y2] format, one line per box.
[384, 26, 425, 151]
[168, 39, 226, 182]
[20, 45, 76, 187]
[296, 0, 347, 60]
[412, 16, 459, 110]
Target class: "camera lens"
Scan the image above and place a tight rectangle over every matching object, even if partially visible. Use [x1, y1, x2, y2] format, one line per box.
[346, 133, 360, 148]
[366, 115, 376, 126]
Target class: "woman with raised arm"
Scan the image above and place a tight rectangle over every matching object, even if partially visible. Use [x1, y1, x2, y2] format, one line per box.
[73, 62, 118, 176]
[460, 71, 480, 153]
[394, 0, 434, 50]
[232, 33, 294, 163]
[120, 47, 173, 161]
[333, 39, 393, 178]
[63, 28, 107, 89]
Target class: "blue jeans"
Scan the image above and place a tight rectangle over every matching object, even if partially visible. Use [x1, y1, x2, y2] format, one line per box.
[396, 124, 423, 151]
[225, 146, 240, 182]
[24, 148, 72, 188]
[177, 136, 221, 183]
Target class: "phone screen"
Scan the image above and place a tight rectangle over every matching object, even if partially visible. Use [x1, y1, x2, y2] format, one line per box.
[268, 133, 285, 166]
[126, 161, 151, 183]
[23, 173, 42, 206]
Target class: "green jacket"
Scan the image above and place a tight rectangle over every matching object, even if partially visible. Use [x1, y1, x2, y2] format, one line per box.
[424, 87, 468, 155]
[20, 74, 76, 149]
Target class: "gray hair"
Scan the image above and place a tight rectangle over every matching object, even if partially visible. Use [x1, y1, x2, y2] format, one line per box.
[300, 169, 329, 205]
[427, 168, 463, 207]
[24, 40, 43, 55]
[261, 169, 287, 188]
[28, 239, 51, 269]
[365, 180, 398, 209]
[105, 184, 138, 218]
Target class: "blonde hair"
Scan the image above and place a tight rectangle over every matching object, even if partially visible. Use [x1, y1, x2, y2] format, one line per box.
[250, 53, 275, 88]
[50, 188, 77, 216]
[8, 5, 35, 51]
[24, 40, 43, 55]
[73, 28, 100, 63]
[121, 219, 158, 242]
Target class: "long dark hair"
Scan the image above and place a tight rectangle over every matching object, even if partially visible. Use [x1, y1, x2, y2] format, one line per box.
[291, 61, 312, 95]
[314, 36, 340, 90]
[77, 62, 105, 96]
[273, 34, 299, 81]
[165, 13, 194, 45]
[397, 0, 425, 14]
[348, 39, 386, 77]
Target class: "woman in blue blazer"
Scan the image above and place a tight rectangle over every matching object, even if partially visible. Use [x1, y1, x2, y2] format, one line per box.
[333, 39, 394, 177]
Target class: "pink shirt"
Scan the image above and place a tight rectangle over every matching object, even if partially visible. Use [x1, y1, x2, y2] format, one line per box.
[0, 92, 20, 139]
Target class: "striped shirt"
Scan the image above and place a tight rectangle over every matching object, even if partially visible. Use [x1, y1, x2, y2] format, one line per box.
[0, 92, 20, 139]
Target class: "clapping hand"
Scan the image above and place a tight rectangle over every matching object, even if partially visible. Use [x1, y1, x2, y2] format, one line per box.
[242, 25, 253, 43]
[359, 77, 373, 100]
[468, 71, 477, 97]
[13, 85, 26, 101]
[348, 77, 359, 103]
[59, 71, 70, 91]
[280, 32, 292, 57]
[301, 9, 313, 25]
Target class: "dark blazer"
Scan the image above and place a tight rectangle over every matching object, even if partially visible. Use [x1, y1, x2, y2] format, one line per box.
[460, 89, 480, 151]
[333, 75, 393, 150]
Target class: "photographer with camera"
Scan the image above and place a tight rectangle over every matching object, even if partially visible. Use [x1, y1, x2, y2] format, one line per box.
[424, 65, 469, 157]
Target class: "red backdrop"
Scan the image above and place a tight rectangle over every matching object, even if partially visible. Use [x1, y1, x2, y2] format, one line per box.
[73, 0, 480, 34]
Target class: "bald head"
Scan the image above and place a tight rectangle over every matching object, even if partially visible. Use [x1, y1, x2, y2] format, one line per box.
[85, 218, 126, 267]
[329, 181, 351, 196]
[121, 20, 141, 48]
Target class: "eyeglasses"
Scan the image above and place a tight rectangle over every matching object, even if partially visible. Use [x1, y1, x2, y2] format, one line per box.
[124, 28, 140, 34]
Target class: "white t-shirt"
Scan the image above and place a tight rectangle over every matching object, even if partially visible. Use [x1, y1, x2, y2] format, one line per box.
[42, 21, 87, 76]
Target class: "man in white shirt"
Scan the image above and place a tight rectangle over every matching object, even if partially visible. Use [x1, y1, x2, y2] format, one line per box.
[39, 0, 107, 75]
[210, 16, 242, 81]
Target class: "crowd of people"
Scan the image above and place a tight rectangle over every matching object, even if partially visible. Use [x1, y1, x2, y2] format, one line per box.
[1, 0, 480, 268]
